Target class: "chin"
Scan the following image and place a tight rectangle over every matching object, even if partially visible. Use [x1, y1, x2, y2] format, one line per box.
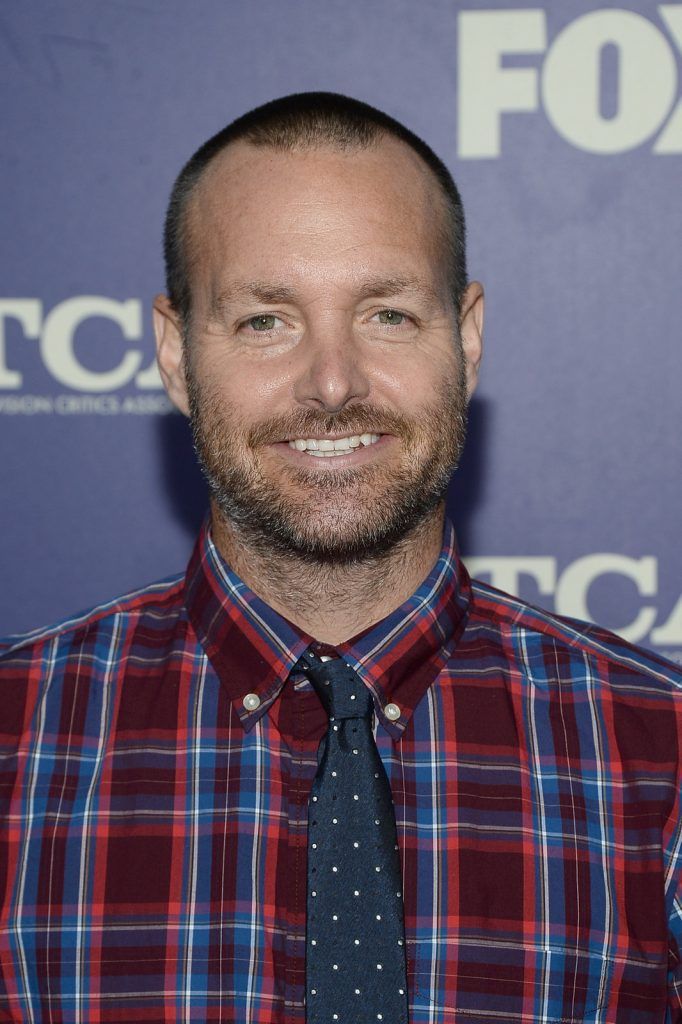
[234, 495, 442, 566]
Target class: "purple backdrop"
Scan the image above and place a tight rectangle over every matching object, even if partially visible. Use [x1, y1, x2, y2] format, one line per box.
[1, 1, 680, 661]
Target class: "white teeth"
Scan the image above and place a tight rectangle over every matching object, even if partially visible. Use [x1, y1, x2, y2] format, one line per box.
[287, 433, 382, 455]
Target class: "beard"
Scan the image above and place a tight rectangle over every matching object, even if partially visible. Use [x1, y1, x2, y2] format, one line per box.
[185, 351, 468, 566]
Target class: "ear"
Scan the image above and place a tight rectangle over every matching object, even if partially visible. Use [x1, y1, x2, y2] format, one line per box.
[153, 294, 190, 416]
[458, 281, 484, 398]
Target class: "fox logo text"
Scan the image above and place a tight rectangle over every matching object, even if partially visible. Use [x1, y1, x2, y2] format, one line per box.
[458, 6, 682, 157]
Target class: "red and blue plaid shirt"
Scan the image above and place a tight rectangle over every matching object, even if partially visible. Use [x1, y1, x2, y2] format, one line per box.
[1, 519, 681, 1023]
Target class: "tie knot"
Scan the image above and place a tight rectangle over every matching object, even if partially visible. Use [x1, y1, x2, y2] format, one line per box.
[295, 651, 372, 721]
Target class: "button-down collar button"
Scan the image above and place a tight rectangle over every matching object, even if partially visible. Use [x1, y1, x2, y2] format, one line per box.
[242, 692, 261, 712]
[384, 702, 401, 721]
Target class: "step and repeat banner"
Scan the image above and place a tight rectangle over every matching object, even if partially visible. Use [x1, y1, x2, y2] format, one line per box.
[1, 1, 680, 660]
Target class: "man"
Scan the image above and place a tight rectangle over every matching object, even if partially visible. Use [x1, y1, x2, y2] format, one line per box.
[1, 92, 680, 1023]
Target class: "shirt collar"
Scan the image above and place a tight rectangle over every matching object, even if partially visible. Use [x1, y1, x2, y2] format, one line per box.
[184, 518, 471, 739]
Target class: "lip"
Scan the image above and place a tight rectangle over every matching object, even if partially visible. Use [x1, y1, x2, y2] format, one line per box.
[270, 433, 395, 467]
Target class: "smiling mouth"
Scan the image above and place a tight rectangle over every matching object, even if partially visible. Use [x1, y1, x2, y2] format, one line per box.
[287, 433, 382, 457]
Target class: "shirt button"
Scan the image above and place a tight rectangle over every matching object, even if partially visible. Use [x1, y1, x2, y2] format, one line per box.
[242, 692, 261, 711]
[384, 703, 401, 721]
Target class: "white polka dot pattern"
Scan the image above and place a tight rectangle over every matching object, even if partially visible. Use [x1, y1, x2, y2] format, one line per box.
[297, 650, 408, 1024]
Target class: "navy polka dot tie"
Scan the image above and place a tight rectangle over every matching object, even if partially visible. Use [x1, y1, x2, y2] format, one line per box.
[296, 649, 409, 1024]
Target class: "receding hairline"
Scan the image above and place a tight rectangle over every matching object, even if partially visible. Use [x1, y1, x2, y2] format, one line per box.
[181, 132, 457, 308]
[192, 129, 448, 221]
[164, 92, 468, 324]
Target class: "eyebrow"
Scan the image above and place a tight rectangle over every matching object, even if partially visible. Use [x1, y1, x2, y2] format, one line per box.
[209, 281, 296, 320]
[208, 275, 444, 321]
[354, 275, 442, 304]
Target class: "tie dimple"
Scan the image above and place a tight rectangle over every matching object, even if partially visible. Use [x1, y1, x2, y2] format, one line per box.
[296, 649, 409, 1024]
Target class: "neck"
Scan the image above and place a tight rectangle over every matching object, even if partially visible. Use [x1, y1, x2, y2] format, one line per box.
[209, 503, 446, 645]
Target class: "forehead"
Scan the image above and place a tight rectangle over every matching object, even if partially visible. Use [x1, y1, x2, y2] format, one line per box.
[185, 137, 450, 301]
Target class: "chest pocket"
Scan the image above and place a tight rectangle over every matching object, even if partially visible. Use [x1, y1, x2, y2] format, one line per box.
[409, 941, 667, 1022]
[401, 772, 670, 1021]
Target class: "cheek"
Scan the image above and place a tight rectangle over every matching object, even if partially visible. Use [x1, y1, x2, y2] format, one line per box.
[376, 349, 461, 408]
[251, 368, 297, 406]
[204, 348, 297, 410]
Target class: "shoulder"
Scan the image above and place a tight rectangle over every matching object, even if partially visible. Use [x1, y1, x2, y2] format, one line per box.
[468, 575, 681, 693]
[0, 573, 187, 669]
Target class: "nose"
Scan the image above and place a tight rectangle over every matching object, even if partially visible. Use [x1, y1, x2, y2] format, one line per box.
[293, 319, 370, 413]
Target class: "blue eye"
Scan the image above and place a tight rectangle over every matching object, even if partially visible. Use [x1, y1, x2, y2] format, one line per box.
[376, 310, 405, 325]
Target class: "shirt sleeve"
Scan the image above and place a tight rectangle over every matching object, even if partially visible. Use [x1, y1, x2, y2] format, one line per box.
[666, 704, 682, 1022]
[668, 902, 682, 1020]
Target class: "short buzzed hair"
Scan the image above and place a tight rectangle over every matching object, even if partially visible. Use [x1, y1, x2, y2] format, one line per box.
[163, 91, 467, 326]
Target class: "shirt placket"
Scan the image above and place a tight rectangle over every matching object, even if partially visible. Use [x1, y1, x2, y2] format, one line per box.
[275, 675, 326, 1018]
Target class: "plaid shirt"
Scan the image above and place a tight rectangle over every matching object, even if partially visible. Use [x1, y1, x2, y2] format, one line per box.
[1, 519, 681, 1023]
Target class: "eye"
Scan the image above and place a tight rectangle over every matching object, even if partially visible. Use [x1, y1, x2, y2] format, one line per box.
[374, 309, 407, 326]
[246, 314, 282, 332]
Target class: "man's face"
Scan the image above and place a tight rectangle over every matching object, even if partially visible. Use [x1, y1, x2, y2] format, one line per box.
[156, 136, 483, 563]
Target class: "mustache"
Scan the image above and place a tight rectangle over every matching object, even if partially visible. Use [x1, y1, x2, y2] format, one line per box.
[247, 405, 416, 446]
